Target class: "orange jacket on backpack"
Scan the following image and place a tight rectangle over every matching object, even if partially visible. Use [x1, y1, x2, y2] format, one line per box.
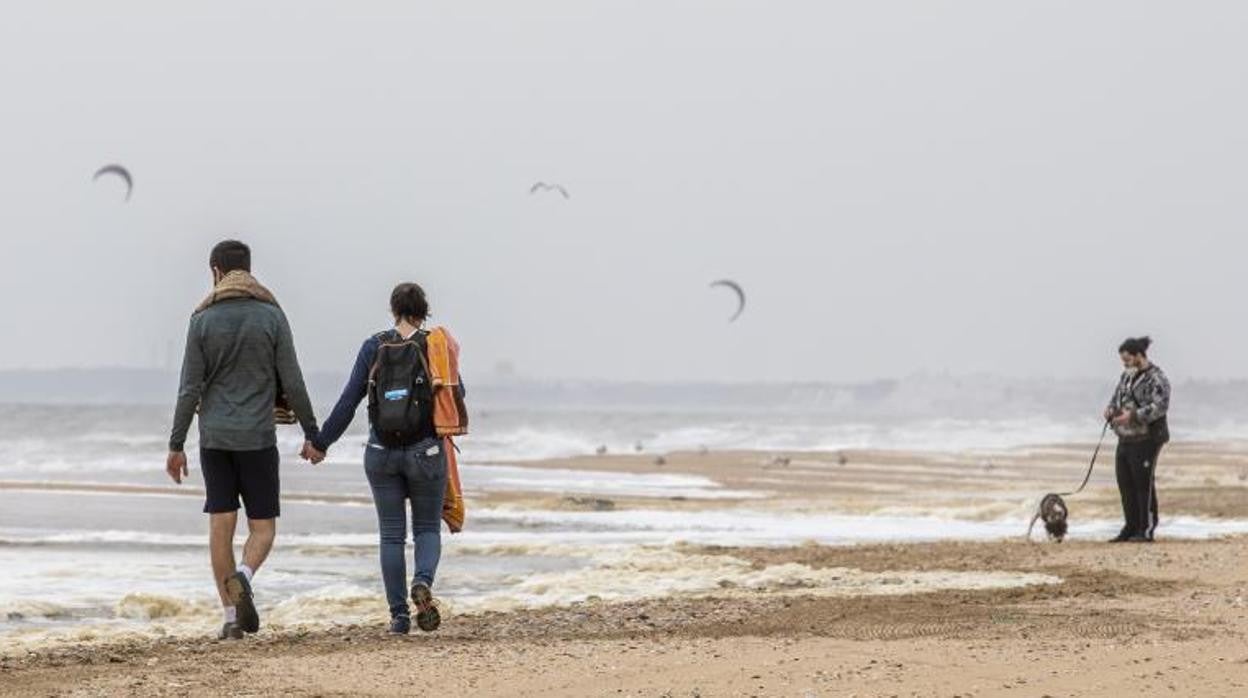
[426, 327, 467, 532]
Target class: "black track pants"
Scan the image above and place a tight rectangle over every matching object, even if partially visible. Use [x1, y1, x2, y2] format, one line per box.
[1115, 439, 1162, 539]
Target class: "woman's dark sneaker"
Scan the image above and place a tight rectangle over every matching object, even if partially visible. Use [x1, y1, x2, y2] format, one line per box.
[411, 582, 441, 632]
[218, 622, 244, 640]
[389, 614, 411, 635]
[224, 572, 260, 634]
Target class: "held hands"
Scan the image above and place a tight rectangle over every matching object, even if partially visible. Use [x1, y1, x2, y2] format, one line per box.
[300, 440, 326, 465]
[166, 451, 188, 484]
[1111, 409, 1135, 427]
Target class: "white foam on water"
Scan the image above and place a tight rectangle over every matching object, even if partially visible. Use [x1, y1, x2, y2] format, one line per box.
[468, 507, 1248, 545]
[263, 583, 388, 626]
[463, 428, 605, 463]
[452, 547, 1061, 614]
[0, 547, 1059, 654]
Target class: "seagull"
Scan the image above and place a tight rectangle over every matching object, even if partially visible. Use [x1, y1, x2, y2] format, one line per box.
[529, 182, 570, 199]
[93, 164, 133, 202]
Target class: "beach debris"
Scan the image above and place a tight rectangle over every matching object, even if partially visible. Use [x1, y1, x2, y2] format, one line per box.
[562, 496, 615, 511]
[529, 181, 570, 199]
[769, 455, 791, 467]
[1239, 469, 1247, 482]
[595, 444, 608, 456]
[93, 163, 133, 201]
[654, 456, 667, 466]
[709, 279, 746, 322]
[836, 452, 849, 466]
[698, 445, 709, 456]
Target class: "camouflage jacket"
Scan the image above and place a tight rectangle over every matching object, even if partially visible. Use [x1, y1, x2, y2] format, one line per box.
[1106, 364, 1171, 442]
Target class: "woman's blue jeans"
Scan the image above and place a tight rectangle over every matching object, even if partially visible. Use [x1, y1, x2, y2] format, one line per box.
[363, 437, 447, 618]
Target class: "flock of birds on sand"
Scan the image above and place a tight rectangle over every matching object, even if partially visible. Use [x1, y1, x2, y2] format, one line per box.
[92, 164, 748, 323]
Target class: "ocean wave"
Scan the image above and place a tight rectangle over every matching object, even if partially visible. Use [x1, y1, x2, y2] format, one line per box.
[0, 529, 380, 549]
[114, 594, 211, 621]
[0, 480, 374, 507]
[8, 509, 1247, 557]
[5, 415, 1248, 475]
[0, 599, 78, 622]
[465, 465, 762, 499]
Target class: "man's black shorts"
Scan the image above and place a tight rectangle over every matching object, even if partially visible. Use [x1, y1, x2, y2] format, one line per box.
[200, 446, 281, 519]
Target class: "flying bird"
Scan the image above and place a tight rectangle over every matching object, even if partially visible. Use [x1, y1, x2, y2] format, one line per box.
[93, 164, 133, 201]
[529, 181, 570, 199]
[709, 279, 746, 322]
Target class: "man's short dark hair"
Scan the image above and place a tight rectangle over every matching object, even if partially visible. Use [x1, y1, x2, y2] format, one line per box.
[210, 240, 251, 273]
[1119, 336, 1152, 357]
[390, 283, 429, 321]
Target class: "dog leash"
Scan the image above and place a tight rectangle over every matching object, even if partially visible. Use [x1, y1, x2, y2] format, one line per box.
[1026, 420, 1111, 541]
[1057, 420, 1111, 497]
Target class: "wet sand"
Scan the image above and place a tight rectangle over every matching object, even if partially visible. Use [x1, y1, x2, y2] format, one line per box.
[5, 443, 1248, 696]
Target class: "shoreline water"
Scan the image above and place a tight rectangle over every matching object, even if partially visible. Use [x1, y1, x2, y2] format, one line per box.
[4, 438, 1248, 664]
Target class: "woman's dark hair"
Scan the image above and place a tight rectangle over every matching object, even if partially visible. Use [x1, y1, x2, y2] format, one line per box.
[390, 282, 429, 322]
[209, 240, 251, 273]
[1118, 336, 1152, 357]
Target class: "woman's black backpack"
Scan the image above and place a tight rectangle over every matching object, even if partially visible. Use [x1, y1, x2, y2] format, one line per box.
[367, 330, 436, 448]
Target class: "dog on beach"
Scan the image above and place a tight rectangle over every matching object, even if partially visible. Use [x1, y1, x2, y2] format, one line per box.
[1026, 493, 1069, 542]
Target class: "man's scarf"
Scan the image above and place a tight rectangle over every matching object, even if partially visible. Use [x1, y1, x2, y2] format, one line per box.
[194, 271, 296, 425]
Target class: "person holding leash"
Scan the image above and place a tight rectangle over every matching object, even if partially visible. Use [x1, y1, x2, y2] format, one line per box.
[1104, 336, 1170, 543]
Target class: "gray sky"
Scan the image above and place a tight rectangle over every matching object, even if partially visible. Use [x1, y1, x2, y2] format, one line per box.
[1, 2, 1246, 382]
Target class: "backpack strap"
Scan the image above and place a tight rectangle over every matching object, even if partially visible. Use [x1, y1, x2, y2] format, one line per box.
[373, 329, 402, 344]
[415, 337, 433, 382]
[367, 330, 402, 387]
[368, 329, 427, 382]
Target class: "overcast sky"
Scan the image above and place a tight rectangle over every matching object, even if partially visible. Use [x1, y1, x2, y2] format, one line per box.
[1, 2, 1245, 382]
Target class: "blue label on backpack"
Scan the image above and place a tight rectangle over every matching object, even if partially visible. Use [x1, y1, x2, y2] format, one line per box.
[384, 389, 409, 401]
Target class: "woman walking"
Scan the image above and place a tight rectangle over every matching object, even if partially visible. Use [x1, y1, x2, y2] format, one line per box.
[305, 282, 465, 633]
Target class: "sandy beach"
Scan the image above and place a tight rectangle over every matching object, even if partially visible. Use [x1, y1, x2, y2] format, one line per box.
[5, 441, 1248, 696]
[4, 537, 1248, 696]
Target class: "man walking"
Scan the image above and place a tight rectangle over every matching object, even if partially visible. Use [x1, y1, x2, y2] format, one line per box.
[166, 240, 319, 639]
[1104, 336, 1170, 543]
